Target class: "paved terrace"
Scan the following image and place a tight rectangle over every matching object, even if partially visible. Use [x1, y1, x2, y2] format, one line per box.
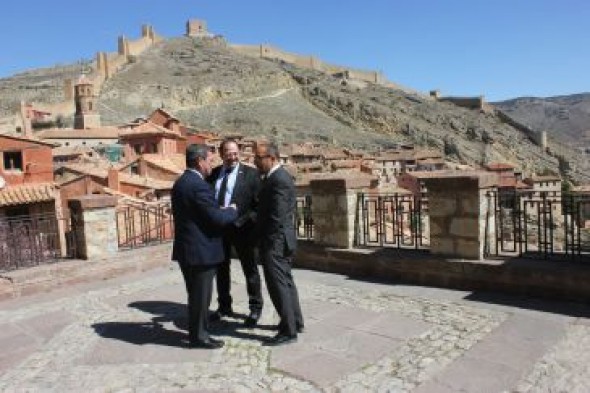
[1, 244, 590, 392]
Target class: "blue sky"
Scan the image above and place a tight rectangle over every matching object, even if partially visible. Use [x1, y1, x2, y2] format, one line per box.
[1, 0, 588, 101]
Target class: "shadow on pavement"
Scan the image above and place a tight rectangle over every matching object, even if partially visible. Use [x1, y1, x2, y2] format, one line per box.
[92, 300, 268, 347]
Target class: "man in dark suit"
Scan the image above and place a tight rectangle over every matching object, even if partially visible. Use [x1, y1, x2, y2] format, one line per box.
[254, 142, 304, 346]
[208, 138, 263, 327]
[171, 144, 237, 349]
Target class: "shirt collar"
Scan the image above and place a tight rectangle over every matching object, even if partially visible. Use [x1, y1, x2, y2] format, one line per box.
[187, 168, 203, 179]
[267, 163, 281, 178]
[223, 163, 239, 175]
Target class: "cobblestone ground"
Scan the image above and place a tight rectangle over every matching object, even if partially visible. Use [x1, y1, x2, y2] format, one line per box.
[0, 260, 588, 392]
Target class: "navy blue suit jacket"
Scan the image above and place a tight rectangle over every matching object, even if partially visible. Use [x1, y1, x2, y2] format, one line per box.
[171, 170, 237, 266]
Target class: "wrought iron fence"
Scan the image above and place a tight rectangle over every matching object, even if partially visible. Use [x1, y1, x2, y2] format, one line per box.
[0, 213, 74, 272]
[116, 202, 174, 250]
[356, 193, 429, 249]
[487, 190, 590, 261]
[295, 195, 313, 240]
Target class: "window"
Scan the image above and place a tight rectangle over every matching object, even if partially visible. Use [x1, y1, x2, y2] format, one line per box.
[3, 151, 23, 171]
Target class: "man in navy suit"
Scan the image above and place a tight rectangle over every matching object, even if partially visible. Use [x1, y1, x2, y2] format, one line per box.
[171, 144, 237, 349]
[209, 138, 263, 327]
[254, 142, 304, 346]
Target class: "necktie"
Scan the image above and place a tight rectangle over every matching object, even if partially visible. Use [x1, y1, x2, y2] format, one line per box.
[217, 170, 229, 206]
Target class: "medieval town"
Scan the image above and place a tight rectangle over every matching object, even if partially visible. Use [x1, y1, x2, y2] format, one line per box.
[0, 15, 589, 393]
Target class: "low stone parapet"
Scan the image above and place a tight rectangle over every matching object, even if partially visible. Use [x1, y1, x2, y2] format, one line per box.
[0, 244, 172, 301]
[295, 241, 590, 303]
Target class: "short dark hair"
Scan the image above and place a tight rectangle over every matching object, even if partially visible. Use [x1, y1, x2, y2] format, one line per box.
[185, 144, 209, 168]
[219, 138, 239, 154]
[266, 142, 280, 159]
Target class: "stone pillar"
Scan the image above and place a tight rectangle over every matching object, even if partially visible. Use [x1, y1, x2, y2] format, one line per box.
[422, 173, 496, 260]
[310, 177, 373, 248]
[68, 195, 118, 260]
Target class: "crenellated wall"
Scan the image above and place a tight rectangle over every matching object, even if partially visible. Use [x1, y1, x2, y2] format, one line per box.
[231, 43, 389, 86]
[38, 25, 163, 120]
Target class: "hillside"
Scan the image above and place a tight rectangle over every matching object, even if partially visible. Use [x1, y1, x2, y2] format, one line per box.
[494, 94, 590, 150]
[0, 35, 588, 183]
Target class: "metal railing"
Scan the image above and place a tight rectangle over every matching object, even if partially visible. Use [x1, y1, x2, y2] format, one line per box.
[487, 190, 590, 261]
[0, 213, 74, 272]
[355, 193, 429, 249]
[295, 195, 313, 240]
[116, 202, 174, 250]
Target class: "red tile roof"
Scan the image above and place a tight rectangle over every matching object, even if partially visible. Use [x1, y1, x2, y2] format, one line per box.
[0, 183, 57, 206]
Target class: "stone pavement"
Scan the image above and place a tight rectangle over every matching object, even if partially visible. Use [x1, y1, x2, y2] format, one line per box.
[0, 250, 589, 392]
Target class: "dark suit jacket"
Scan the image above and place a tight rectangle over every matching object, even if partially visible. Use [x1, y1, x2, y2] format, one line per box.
[208, 163, 261, 230]
[256, 166, 297, 254]
[171, 170, 237, 266]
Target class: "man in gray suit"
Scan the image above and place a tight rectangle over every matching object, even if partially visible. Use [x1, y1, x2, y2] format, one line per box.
[254, 142, 304, 346]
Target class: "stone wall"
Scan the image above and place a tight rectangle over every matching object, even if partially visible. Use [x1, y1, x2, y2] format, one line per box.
[68, 195, 118, 260]
[310, 177, 376, 248]
[230, 44, 388, 86]
[424, 173, 496, 260]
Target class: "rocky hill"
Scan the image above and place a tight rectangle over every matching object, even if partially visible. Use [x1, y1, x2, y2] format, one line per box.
[0, 36, 588, 183]
[494, 93, 590, 149]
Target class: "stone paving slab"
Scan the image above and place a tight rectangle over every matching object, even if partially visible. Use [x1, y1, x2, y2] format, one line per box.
[0, 257, 589, 392]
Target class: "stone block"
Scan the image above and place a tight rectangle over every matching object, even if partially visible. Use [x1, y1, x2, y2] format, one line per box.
[430, 236, 456, 256]
[428, 198, 457, 217]
[455, 239, 482, 259]
[461, 196, 481, 215]
[450, 218, 480, 238]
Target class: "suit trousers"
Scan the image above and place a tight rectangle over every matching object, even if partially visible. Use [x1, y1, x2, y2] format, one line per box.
[260, 241, 303, 336]
[179, 263, 217, 342]
[216, 231, 263, 312]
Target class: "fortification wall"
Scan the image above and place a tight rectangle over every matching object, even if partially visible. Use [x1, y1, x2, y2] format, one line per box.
[230, 43, 387, 85]
[496, 109, 546, 148]
[439, 96, 485, 110]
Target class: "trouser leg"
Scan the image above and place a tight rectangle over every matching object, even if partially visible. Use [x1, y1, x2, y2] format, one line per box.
[234, 238, 263, 312]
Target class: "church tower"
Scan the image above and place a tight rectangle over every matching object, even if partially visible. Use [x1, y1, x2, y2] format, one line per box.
[73, 75, 101, 129]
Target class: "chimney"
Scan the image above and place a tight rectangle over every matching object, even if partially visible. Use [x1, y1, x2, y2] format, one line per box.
[107, 168, 120, 191]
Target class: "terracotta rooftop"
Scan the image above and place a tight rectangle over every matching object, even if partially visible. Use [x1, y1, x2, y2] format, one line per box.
[141, 154, 186, 174]
[414, 149, 443, 160]
[527, 175, 562, 182]
[120, 122, 185, 140]
[330, 159, 360, 169]
[119, 173, 174, 190]
[52, 146, 94, 157]
[0, 183, 57, 206]
[0, 133, 58, 148]
[486, 162, 516, 171]
[76, 74, 93, 85]
[37, 127, 121, 140]
[61, 163, 174, 191]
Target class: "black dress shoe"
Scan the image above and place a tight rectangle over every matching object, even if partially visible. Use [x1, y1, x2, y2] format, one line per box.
[262, 333, 297, 346]
[244, 311, 261, 328]
[189, 338, 224, 349]
[273, 324, 304, 333]
[209, 308, 233, 322]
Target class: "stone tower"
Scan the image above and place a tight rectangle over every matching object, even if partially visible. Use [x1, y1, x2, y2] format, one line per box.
[186, 19, 207, 37]
[73, 75, 101, 129]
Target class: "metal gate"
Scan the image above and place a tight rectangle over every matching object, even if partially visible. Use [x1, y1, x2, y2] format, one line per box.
[487, 190, 590, 261]
[116, 202, 174, 249]
[356, 193, 429, 249]
[0, 213, 64, 272]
